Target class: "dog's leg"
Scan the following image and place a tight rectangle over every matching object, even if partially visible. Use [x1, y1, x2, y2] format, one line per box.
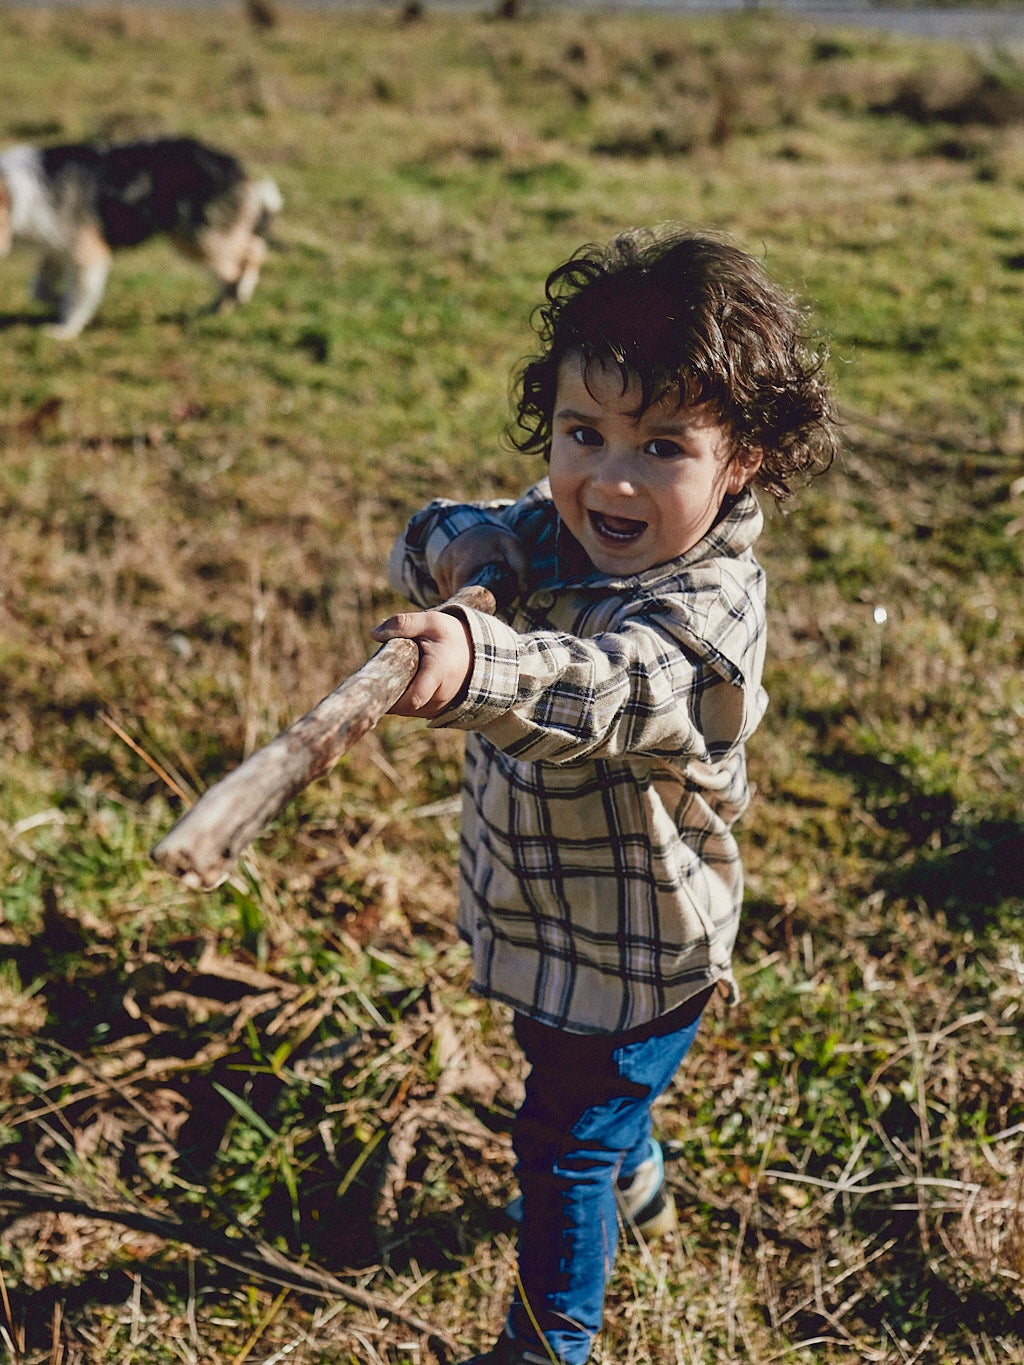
[188, 183, 273, 314]
[48, 225, 111, 339]
[232, 236, 267, 305]
[202, 232, 266, 312]
[173, 231, 241, 316]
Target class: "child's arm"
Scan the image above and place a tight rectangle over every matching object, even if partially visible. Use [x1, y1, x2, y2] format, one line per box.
[375, 583, 763, 756]
[373, 523, 528, 718]
[375, 495, 537, 718]
[435, 560, 766, 765]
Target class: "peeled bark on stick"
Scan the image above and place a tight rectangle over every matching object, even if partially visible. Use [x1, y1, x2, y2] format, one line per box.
[152, 569, 512, 892]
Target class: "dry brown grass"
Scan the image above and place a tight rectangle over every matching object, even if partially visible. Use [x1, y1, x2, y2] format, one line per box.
[1, 5, 1023, 1362]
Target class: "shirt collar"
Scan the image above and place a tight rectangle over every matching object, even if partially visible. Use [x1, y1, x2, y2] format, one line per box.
[549, 485, 764, 592]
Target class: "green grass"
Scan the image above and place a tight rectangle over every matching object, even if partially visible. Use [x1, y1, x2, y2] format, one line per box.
[1, 5, 1023, 1362]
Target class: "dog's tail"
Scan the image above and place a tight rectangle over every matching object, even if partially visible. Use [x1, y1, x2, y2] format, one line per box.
[253, 178, 283, 237]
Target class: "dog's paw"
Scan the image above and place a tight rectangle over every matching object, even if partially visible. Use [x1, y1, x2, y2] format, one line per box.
[45, 321, 84, 340]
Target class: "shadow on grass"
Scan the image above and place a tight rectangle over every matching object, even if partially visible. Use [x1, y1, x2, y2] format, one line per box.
[788, 1206, 1024, 1348]
[0, 1257, 201, 1354]
[884, 818, 1024, 928]
[0, 305, 209, 336]
[786, 1259, 1024, 1356]
[0, 310, 50, 330]
[816, 745, 957, 844]
[2, 907, 512, 1299]
[816, 741, 1023, 927]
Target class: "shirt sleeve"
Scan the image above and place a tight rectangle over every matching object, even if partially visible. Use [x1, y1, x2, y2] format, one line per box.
[385, 500, 509, 609]
[436, 597, 763, 766]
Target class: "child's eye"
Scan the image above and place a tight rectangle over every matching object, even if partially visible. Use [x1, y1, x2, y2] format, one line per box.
[570, 426, 603, 447]
[645, 438, 683, 460]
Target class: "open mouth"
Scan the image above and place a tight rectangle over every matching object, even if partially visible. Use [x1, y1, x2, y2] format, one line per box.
[589, 510, 647, 545]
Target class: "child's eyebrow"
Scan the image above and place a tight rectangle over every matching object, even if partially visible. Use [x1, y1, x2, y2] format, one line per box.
[554, 406, 601, 424]
[556, 404, 701, 436]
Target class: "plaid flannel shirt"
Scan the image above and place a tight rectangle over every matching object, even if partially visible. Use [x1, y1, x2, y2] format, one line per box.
[388, 479, 768, 1034]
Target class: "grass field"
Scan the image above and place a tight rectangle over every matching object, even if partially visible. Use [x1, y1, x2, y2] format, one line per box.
[1, 4, 1023, 1362]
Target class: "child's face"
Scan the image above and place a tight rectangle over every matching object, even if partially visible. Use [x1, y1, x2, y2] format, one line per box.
[548, 352, 760, 576]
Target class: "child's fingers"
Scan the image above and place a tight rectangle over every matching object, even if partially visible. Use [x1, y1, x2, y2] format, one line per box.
[371, 609, 433, 643]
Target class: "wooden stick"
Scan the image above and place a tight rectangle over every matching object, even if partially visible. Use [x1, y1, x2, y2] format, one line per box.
[151, 568, 513, 891]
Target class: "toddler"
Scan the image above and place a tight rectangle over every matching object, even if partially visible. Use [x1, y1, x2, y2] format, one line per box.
[372, 227, 839, 1365]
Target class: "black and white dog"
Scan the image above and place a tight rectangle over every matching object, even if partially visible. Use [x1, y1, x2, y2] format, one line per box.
[0, 136, 283, 338]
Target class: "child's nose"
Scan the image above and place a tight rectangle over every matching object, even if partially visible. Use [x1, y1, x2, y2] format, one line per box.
[592, 449, 637, 494]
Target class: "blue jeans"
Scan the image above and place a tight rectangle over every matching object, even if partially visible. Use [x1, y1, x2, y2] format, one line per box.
[506, 989, 711, 1364]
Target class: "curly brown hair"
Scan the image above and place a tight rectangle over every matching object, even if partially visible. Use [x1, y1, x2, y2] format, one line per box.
[509, 227, 839, 502]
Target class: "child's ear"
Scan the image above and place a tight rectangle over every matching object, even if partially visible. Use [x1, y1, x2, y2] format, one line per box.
[726, 447, 763, 495]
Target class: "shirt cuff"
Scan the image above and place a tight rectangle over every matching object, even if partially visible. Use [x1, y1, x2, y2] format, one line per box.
[430, 605, 521, 729]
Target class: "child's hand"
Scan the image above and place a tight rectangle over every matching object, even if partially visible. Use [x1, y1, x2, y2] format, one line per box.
[434, 526, 527, 599]
[371, 609, 473, 718]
